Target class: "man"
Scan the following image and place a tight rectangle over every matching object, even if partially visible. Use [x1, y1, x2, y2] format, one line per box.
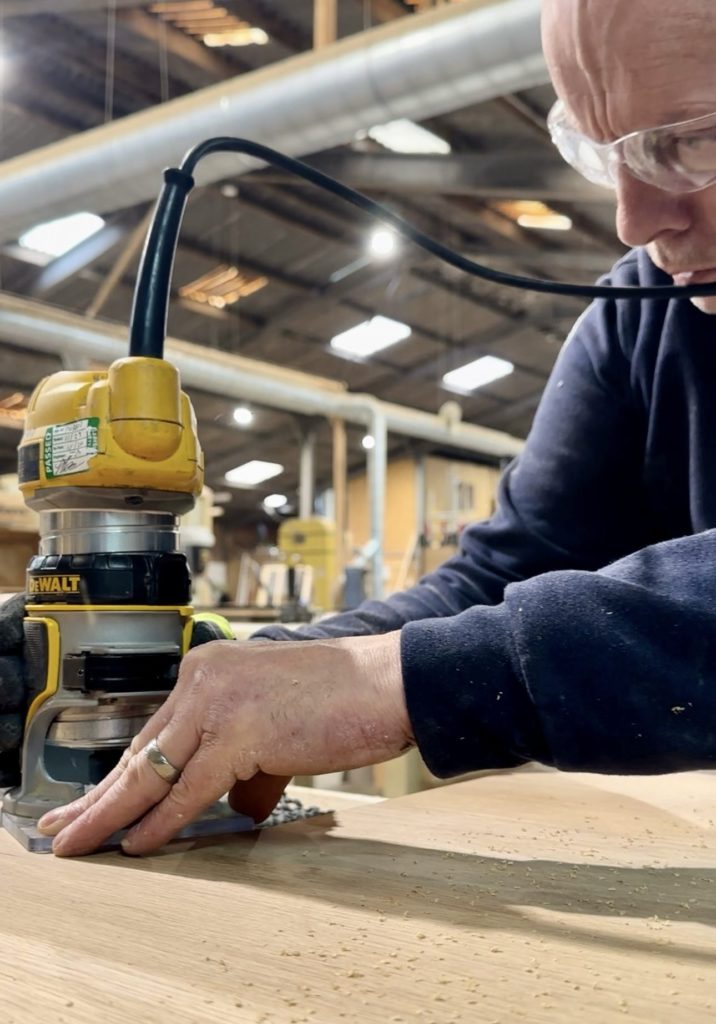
[19, 0, 716, 855]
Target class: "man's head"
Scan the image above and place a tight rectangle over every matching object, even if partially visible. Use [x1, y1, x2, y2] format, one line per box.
[542, 0, 716, 313]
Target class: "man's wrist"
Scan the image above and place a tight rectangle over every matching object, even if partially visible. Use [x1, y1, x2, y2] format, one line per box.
[337, 630, 413, 756]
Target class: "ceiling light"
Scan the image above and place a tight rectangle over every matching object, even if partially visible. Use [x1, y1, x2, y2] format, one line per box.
[517, 212, 572, 231]
[366, 118, 451, 155]
[232, 406, 254, 427]
[19, 212, 105, 259]
[221, 183, 239, 198]
[150, 1, 215, 12]
[0, 392, 27, 429]
[361, 435, 375, 451]
[442, 355, 514, 394]
[175, 6, 229, 21]
[496, 200, 573, 232]
[369, 228, 397, 258]
[330, 315, 411, 359]
[204, 26, 269, 46]
[263, 493, 288, 510]
[225, 460, 283, 487]
[151, 1, 270, 47]
[179, 264, 268, 308]
[0, 392, 25, 410]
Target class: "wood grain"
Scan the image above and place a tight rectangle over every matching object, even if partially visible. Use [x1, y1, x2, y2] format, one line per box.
[0, 770, 715, 1023]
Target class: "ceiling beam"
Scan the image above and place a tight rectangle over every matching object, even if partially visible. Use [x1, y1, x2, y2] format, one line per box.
[360, 0, 411, 22]
[119, 8, 253, 79]
[411, 264, 584, 334]
[230, 0, 310, 52]
[3, 0, 144, 12]
[296, 151, 613, 204]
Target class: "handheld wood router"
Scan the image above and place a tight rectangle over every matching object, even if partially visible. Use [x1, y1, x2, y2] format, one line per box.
[2, 357, 247, 852]
[0, 157, 246, 851]
[1, 355, 211, 849]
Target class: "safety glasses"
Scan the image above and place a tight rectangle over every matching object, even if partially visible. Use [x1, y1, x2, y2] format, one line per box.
[547, 100, 716, 194]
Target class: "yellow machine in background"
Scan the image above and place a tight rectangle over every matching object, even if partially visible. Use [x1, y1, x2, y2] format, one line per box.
[277, 517, 337, 612]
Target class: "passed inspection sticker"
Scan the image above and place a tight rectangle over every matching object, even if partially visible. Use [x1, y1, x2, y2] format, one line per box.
[43, 418, 100, 478]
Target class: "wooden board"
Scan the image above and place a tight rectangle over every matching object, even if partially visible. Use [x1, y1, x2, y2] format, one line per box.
[0, 769, 715, 1023]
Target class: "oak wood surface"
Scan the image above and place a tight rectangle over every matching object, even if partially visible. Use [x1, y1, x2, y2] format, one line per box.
[1, 769, 715, 1023]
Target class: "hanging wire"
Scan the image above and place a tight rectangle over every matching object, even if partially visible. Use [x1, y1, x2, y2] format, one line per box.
[104, 0, 117, 123]
[158, 18, 170, 105]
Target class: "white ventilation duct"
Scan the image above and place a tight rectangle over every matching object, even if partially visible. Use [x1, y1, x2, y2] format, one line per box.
[0, 0, 545, 241]
[0, 293, 524, 460]
[0, 294, 525, 598]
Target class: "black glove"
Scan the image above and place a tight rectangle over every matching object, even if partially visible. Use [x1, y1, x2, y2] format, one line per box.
[0, 593, 27, 787]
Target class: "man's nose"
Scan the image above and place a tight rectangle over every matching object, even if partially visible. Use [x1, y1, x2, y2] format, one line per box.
[615, 168, 692, 247]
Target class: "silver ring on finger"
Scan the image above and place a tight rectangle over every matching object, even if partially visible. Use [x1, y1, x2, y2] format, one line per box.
[143, 737, 181, 785]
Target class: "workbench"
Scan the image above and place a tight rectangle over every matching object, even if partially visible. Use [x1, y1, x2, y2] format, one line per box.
[1, 769, 714, 1023]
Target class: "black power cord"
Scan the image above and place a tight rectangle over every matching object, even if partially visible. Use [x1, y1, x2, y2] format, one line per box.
[129, 137, 716, 359]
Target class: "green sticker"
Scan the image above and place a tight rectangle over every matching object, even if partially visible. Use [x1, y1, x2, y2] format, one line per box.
[44, 417, 99, 479]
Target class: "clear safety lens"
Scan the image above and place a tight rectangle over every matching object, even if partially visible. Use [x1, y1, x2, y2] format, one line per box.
[547, 100, 716, 194]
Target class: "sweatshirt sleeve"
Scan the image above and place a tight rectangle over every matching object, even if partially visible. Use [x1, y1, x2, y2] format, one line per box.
[402, 529, 716, 777]
[254, 254, 647, 642]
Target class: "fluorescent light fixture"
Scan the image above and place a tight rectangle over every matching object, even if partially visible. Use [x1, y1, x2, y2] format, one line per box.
[204, 26, 268, 46]
[517, 211, 572, 231]
[232, 405, 254, 427]
[19, 212, 105, 259]
[361, 435, 375, 451]
[225, 460, 283, 487]
[367, 118, 451, 155]
[495, 199, 573, 232]
[330, 315, 411, 359]
[179, 264, 268, 309]
[263, 493, 288, 509]
[442, 355, 514, 394]
[369, 228, 397, 258]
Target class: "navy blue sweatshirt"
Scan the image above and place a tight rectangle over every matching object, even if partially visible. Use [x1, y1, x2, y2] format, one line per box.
[256, 249, 716, 777]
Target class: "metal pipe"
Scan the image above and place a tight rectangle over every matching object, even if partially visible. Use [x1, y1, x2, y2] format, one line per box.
[0, 295, 525, 603]
[0, 295, 525, 460]
[366, 407, 388, 600]
[299, 427, 317, 519]
[331, 417, 347, 582]
[0, 0, 546, 241]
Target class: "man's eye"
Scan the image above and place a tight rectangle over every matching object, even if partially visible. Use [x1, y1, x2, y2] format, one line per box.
[674, 133, 716, 171]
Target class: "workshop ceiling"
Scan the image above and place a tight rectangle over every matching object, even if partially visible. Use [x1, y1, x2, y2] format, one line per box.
[0, 0, 622, 526]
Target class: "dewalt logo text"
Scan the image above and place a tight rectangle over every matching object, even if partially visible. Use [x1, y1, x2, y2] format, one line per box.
[28, 575, 82, 596]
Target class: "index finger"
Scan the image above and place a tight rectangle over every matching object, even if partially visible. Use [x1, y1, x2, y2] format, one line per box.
[50, 711, 201, 856]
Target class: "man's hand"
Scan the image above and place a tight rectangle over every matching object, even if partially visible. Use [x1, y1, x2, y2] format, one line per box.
[0, 593, 26, 787]
[37, 631, 411, 856]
